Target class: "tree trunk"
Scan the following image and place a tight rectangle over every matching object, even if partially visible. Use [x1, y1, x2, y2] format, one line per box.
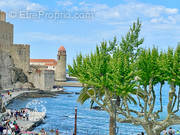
[143, 125, 161, 135]
[143, 126, 154, 135]
[109, 115, 115, 135]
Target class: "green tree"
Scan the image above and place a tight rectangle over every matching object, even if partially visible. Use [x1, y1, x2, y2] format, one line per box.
[68, 19, 144, 135]
[68, 20, 180, 135]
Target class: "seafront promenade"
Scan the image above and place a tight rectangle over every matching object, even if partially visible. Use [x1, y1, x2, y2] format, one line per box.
[1, 90, 38, 106]
[6, 109, 46, 131]
[0, 89, 46, 132]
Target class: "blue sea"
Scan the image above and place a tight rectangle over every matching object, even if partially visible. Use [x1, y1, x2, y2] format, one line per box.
[7, 86, 180, 135]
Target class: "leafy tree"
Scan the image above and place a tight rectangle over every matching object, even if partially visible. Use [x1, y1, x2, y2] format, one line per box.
[68, 20, 180, 135]
[69, 19, 143, 135]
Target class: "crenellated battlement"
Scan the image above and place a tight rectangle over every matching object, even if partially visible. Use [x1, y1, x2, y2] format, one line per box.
[13, 44, 30, 48]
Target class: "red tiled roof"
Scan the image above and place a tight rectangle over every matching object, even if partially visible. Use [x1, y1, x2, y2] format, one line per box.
[58, 46, 66, 51]
[30, 59, 57, 66]
[45, 63, 56, 66]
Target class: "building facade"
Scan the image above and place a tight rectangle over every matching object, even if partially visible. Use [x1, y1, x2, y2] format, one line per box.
[0, 10, 67, 90]
[30, 59, 57, 70]
[55, 46, 67, 82]
[0, 10, 30, 89]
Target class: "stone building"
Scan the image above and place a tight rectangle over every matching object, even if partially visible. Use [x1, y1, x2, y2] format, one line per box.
[29, 46, 67, 89]
[30, 59, 57, 70]
[0, 11, 30, 74]
[0, 11, 29, 89]
[28, 66, 55, 90]
[11, 44, 30, 73]
[30, 46, 67, 83]
[0, 11, 13, 54]
[0, 10, 67, 90]
[29, 59, 57, 90]
[55, 46, 67, 82]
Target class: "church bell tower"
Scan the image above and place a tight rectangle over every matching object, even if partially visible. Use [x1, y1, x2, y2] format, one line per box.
[55, 46, 67, 82]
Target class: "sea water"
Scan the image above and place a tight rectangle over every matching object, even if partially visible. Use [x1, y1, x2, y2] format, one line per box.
[7, 86, 180, 135]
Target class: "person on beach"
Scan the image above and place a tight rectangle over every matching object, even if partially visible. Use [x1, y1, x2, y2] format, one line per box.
[14, 125, 20, 135]
[7, 91, 10, 96]
[3, 127, 11, 135]
[0, 124, 3, 135]
[15, 111, 18, 120]
[40, 128, 46, 135]
[9, 122, 14, 130]
[177, 130, 180, 134]
[56, 129, 59, 135]
[23, 113, 26, 120]
[20, 111, 23, 120]
[26, 113, 29, 121]
[10, 110, 14, 118]
[163, 129, 167, 135]
[168, 127, 175, 135]
[13, 120, 16, 125]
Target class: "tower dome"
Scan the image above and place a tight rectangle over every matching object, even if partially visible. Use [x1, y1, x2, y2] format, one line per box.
[58, 46, 66, 52]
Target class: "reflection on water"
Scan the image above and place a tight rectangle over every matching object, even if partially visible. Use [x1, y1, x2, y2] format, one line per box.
[7, 86, 180, 135]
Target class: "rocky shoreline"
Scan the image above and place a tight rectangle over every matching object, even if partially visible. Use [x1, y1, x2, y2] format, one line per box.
[0, 88, 74, 132]
[19, 89, 73, 98]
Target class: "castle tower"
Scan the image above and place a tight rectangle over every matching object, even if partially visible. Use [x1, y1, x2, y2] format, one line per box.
[0, 10, 13, 53]
[55, 46, 67, 82]
[0, 11, 6, 22]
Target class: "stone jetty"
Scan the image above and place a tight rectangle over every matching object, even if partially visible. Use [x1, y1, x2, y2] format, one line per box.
[0, 90, 46, 131]
[7, 109, 46, 131]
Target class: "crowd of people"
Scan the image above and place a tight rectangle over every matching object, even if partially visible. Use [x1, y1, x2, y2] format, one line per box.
[20, 128, 60, 135]
[163, 127, 180, 135]
[10, 109, 30, 121]
[0, 108, 30, 135]
[0, 115, 20, 135]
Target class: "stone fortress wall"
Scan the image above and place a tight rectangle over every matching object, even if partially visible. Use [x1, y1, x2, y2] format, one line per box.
[0, 11, 14, 89]
[0, 11, 31, 90]
[28, 65, 55, 90]
[0, 11, 13, 53]
[0, 10, 66, 90]
[11, 44, 30, 73]
[43, 70, 55, 90]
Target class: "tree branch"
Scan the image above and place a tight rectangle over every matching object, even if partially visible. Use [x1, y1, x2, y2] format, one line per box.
[167, 82, 176, 113]
[173, 86, 180, 113]
[156, 82, 163, 114]
[148, 84, 156, 118]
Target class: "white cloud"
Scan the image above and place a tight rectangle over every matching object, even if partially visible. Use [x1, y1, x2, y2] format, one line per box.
[75, 1, 179, 24]
[150, 16, 176, 24]
[165, 8, 178, 14]
[57, 0, 73, 7]
[0, 0, 45, 11]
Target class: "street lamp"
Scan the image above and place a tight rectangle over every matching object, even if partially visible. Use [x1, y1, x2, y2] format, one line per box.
[74, 106, 77, 135]
[112, 98, 117, 135]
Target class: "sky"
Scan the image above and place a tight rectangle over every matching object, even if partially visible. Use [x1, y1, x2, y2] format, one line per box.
[0, 0, 180, 65]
